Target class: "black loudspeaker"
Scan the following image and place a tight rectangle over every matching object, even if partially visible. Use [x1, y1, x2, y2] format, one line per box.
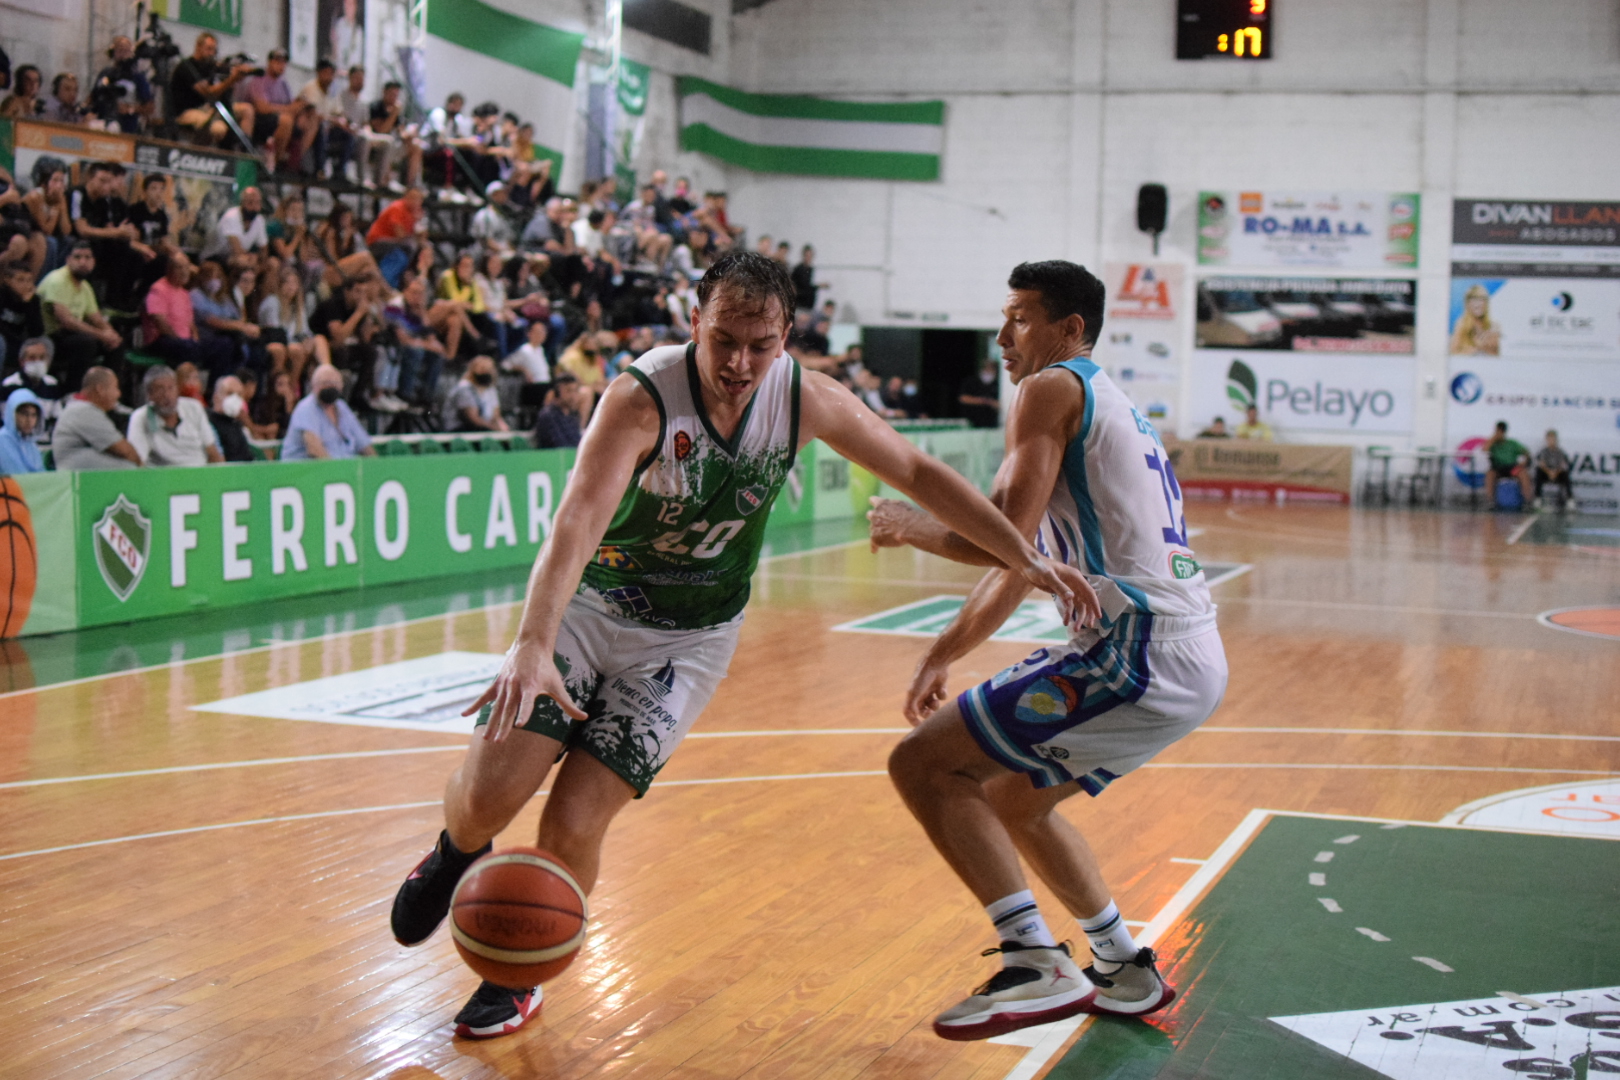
[1137, 183, 1168, 235]
[1137, 183, 1168, 253]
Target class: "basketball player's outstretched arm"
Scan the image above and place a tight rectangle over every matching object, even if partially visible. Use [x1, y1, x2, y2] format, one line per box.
[801, 369, 1098, 625]
[903, 567, 1031, 725]
[464, 374, 662, 742]
[867, 365, 1082, 566]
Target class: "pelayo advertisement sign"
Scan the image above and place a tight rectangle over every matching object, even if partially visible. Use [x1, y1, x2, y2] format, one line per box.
[1198, 190, 1420, 270]
[1188, 349, 1414, 436]
[74, 450, 574, 628]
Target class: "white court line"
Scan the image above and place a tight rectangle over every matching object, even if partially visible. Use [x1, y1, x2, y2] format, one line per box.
[0, 539, 871, 704]
[1536, 606, 1620, 641]
[5, 739, 1612, 791]
[1144, 762, 1619, 776]
[0, 746, 466, 790]
[1200, 725, 1620, 743]
[1506, 516, 1539, 545]
[0, 768, 891, 862]
[0, 731, 911, 791]
[1215, 596, 1534, 620]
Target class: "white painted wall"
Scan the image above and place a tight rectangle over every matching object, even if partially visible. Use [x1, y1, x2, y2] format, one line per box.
[719, 0, 1620, 448]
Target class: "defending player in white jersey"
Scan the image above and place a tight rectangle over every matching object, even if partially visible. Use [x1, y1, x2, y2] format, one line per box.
[870, 260, 1228, 1041]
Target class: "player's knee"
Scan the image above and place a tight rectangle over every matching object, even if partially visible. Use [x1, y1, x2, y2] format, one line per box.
[887, 732, 938, 796]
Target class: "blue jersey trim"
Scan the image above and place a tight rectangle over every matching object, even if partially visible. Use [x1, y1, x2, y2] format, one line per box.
[1051, 357, 1152, 615]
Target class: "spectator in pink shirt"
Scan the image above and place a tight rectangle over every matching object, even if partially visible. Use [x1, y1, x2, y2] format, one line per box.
[145, 253, 232, 376]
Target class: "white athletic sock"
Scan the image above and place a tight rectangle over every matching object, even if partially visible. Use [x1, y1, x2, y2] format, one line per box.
[1080, 901, 1138, 962]
[986, 890, 1057, 950]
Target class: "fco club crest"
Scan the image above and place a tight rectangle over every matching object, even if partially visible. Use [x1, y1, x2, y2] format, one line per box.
[93, 495, 150, 602]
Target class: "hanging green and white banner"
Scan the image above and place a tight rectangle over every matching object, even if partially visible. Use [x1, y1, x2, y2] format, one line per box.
[150, 0, 243, 37]
[614, 58, 651, 199]
[423, 0, 585, 176]
[676, 77, 943, 181]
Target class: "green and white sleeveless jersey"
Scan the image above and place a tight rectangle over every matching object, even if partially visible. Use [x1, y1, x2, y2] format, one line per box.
[580, 342, 801, 630]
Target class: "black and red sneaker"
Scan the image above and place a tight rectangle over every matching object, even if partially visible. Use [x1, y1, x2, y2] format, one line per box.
[390, 830, 491, 947]
[454, 981, 542, 1039]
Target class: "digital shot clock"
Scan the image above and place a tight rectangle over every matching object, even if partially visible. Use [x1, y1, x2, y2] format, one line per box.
[1176, 0, 1273, 60]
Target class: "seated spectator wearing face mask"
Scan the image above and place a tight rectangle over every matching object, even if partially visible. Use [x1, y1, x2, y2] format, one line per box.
[0, 337, 64, 435]
[442, 355, 509, 433]
[207, 374, 255, 462]
[127, 364, 223, 467]
[281, 363, 374, 460]
[0, 388, 45, 474]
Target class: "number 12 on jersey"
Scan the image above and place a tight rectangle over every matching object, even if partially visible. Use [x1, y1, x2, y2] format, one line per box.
[1145, 448, 1188, 547]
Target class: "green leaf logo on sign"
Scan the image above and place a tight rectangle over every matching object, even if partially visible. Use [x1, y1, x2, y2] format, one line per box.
[1225, 358, 1258, 410]
[93, 495, 151, 602]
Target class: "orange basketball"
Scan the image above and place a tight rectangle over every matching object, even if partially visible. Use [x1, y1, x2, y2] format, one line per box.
[450, 847, 588, 988]
[0, 478, 39, 638]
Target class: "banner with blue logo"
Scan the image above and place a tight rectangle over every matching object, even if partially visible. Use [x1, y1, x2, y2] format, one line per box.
[1448, 199, 1620, 513]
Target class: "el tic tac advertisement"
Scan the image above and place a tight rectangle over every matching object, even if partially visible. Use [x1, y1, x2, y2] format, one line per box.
[1096, 263, 1185, 427]
[1448, 199, 1620, 513]
[1198, 190, 1421, 270]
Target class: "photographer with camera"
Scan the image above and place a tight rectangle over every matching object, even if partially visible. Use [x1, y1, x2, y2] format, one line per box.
[91, 36, 156, 135]
[171, 32, 255, 147]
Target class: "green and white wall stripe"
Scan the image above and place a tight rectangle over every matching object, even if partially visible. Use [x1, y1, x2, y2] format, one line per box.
[423, 0, 586, 178]
[676, 77, 944, 181]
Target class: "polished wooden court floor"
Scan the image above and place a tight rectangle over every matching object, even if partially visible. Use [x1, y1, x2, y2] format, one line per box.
[2, 504, 1616, 1079]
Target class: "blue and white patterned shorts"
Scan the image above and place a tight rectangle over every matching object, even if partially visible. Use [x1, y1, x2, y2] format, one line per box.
[959, 615, 1227, 795]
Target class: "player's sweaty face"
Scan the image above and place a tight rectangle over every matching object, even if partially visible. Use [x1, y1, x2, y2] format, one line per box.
[694, 298, 789, 406]
[997, 289, 1079, 384]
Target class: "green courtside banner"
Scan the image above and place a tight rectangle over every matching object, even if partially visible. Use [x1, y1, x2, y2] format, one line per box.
[3, 429, 1000, 638]
[73, 450, 575, 630]
[676, 77, 944, 181]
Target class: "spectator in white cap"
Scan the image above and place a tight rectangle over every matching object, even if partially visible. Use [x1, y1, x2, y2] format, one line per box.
[470, 180, 515, 256]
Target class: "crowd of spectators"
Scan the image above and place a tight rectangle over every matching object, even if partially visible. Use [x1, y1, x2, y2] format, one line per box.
[0, 35, 888, 473]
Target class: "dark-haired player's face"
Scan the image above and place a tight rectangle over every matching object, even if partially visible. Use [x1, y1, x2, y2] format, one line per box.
[997, 289, 1085, 385]
[692, 292, 789, 408]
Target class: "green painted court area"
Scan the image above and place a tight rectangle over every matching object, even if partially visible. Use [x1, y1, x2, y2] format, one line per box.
[1049, 815, 1620, 1079]
[1514, 515, 1620, 550]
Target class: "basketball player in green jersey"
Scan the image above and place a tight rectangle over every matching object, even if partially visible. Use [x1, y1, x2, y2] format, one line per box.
[390, 251, 1101, 1039]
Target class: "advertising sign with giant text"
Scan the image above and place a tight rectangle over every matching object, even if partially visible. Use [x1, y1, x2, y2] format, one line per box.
[1188, 349, 1415, 436]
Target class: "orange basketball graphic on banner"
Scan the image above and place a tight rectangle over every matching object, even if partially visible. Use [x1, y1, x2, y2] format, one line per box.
[0, 477, 39, 638]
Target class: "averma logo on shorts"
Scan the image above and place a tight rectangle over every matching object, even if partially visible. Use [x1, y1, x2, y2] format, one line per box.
[1226, 359, 1258, 411]
[1450, 372, 1483, 404]
[93, 495, 150, 602]
[641, 660, 676, 701]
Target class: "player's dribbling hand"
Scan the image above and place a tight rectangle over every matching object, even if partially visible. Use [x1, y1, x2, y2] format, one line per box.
[463, 639, 588, 742]
[866, 496, 918, 552]
[903, 657, 950, 726]
[1024, 558, 1101, 630]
